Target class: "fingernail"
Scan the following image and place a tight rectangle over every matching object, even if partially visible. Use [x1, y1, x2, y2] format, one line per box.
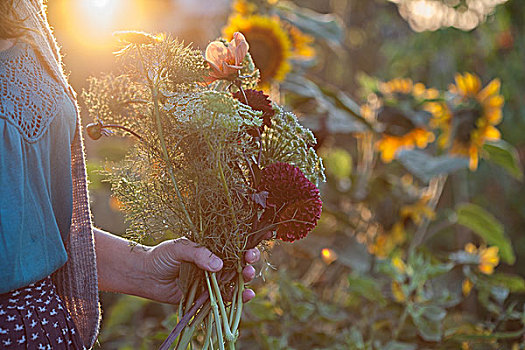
[244, 265, 256, 280]
[247, 250, 256, 262]
[209, 257, 223, 271]
[242, 289, 255, 303]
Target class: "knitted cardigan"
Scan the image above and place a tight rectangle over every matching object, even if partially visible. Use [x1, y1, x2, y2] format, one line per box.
[14, 1, 100, 347]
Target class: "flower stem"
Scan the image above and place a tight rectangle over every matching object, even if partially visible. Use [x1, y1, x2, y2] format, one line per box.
[202, 312, 214, 350]
[210, 273, 235, 343]
[393, 306, 409, 340]
[176, 303, 212, 350]
[103, 123, 143, 140]
[136, 45, 197, 234]
[159, 292, 209, 350]
[231, 271, 244, 335]
[185, 279, 198, 313]
[206, 272, 225, 350]
[228, 284, 238, 328]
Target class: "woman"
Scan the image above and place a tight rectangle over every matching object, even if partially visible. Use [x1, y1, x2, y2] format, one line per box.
[0, 1, 259, 348]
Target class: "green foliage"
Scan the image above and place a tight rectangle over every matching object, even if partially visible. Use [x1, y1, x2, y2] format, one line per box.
[456, 203, 515, 264]
[483, 140, 523, 181]
[397, 149, 469, 183]
[88, 1, 525, 350]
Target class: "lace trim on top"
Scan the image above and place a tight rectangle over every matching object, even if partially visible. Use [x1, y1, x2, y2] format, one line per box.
[0, 42, 65, 143]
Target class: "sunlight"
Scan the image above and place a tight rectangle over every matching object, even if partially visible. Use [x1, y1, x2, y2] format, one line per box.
[78, 0, 120, 25]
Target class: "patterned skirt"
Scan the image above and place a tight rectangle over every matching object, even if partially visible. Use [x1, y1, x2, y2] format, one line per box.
[0, 276, 86, 349]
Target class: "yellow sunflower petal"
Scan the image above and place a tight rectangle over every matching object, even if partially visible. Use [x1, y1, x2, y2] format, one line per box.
[465, 73, 482, 95]
[485, 108, 503, 125]
[478, 78, 501, 102]
[377, 137, 399, 162]
[468, 145, 479, 171]
[484, 125, 501, 141]
[485, 95, 504, 109]
[455, 73, 468, 96]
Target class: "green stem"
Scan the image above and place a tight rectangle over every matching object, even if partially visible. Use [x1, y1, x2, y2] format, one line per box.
[210, 273, 235, 342]
[206, 272, 225, 350]
[185, 280, 198, 313]
[408, 175, 447, 255]
[231, 271, 244, 335]
[228, 284, 238, 328]
[176, 304, 212, 350]
[393, 306, 409, 340]
[202, 134, 238, 231]
[202, 312, 214, 350]
[136, 44, 197, 234]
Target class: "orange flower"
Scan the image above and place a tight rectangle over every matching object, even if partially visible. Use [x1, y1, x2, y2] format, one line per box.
[465, 243, 500, 275]
[376, 128, 435, 163]
[205, 32, 249, 83]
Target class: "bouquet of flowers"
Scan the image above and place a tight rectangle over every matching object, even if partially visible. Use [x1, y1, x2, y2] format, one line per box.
[83, 30, 324, 349]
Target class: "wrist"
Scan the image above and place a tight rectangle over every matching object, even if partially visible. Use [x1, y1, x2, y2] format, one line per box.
[94, 228, 152, 296]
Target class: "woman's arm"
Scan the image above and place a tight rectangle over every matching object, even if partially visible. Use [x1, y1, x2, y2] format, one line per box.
[93, 228, 258, 304]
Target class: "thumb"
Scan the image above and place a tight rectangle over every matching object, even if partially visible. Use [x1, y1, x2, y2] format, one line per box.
[158, 238, 223, 272]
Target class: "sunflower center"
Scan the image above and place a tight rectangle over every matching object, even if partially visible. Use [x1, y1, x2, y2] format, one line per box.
[377, 106, 416, 136]
[244, 31, 284, 84]
[454, 101, 483, 144]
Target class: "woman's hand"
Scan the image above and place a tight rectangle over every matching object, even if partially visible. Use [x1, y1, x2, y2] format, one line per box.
[94, 229, 260, 304]
[143, 238, 260, 304]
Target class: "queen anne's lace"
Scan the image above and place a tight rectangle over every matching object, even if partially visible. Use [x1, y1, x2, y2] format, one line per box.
[0, 43, 64, 143]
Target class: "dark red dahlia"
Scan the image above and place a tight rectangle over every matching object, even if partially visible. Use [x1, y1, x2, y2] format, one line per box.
[257, 162, 322, 242]
[233, 89, 275, 135]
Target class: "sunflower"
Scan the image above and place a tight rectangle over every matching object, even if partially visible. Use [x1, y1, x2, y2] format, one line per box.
[447, 73, 504, 170]
[374, 78, 437, 162]
[223, 14, 292, 85]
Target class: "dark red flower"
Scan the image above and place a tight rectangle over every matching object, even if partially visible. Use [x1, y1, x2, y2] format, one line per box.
[233, 89, 274, 135]
[257, 162, 322, 242]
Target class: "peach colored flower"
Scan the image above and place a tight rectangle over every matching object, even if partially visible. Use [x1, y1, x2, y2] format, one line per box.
[205, 32, 249, 83]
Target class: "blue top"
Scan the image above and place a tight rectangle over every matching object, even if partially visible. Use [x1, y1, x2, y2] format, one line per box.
[0, 41, 77, 293]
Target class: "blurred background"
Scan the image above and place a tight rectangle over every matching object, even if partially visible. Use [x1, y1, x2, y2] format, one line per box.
[47, 0, 525, 348]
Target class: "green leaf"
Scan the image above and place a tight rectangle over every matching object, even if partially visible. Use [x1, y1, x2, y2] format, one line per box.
[246, 299, 279, 322]
[452, 329, 525, 341]
[276, 2, 344, 46]
[397, 149, 469, 183]
[408, 304, 445, 342]
[283, 74, 367, 133]
[456, 203, 515, 264]
[489, 273, 525, 293]
[290, 303, 315, 321]
[449, 251, 480, 265]
[483, 140, 523, 181]
[347, 273, 387, 306]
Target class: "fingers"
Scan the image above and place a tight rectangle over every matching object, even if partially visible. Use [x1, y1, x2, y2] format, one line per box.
[244, 247, 260, 264]
[242, 265, 256, 282]
[164, 238, 223, 272]
[242, 289, 255, 303]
